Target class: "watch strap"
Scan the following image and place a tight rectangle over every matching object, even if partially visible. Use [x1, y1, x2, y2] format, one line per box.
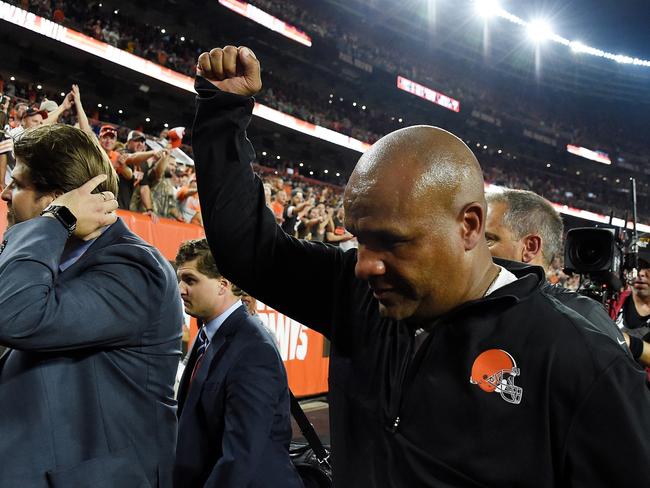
[41, 204, 77, 236]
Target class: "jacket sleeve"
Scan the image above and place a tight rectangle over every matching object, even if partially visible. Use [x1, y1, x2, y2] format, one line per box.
[0, 217, 168, 351]
[204, 341, 288, 487]
[192, 77, 351, 338]
[563, 356, 650, 485]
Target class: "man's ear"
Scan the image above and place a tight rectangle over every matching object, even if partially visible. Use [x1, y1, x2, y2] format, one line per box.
[521, 234, 543, 264]
[219, 278, 230, 293]
[38, 192, 58, 209]
[461, 202, 485, 251]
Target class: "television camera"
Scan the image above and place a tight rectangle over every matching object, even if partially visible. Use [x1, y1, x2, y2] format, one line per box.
[564, 178, 646, 316]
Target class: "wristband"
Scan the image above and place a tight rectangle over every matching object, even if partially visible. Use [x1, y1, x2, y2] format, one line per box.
[628, 335, 644, 360]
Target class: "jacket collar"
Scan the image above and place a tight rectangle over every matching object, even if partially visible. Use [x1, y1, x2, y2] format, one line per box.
[426, 258, 546, 326]
[59, 218, 133, 273]
[90, 218, 131, 249]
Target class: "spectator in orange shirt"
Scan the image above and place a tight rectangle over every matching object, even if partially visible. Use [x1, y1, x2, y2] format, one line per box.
[99, 124, 134, 209]
[177, 176, 202, 225]
[270, 189, 287, 224]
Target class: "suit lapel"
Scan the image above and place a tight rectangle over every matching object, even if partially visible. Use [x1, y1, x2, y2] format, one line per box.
[177, 317, 208, 414]
[177, 337, 199, 415]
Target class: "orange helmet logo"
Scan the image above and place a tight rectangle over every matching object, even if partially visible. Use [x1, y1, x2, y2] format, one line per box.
[470, 349, 523, 404]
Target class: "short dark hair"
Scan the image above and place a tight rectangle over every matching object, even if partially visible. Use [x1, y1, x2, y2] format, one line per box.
[487, 189, 563, 268]
[13, 124, 118, 195]
[175, 238, 221, 279]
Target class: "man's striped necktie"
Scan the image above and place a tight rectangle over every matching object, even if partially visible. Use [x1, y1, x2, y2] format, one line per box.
[190, 326, 210, 383]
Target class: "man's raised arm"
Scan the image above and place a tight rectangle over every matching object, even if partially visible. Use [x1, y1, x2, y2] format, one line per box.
[192, 45, 350, 336]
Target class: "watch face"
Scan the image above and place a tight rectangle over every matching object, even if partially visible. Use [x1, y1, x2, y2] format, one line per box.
[44, 205, 77, 231]
[56, 206, 77, 228]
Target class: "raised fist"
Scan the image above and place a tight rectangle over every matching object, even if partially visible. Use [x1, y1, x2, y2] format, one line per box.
[196, 45, 262, 97]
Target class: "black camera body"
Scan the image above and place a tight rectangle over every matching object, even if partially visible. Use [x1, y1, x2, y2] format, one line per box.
[564, 227, 624, 291]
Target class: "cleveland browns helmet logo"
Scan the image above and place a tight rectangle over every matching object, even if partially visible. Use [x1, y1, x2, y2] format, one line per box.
[470, 349, 523, 405]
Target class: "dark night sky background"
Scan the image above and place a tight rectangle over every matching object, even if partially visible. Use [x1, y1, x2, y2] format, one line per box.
[503, 0, 650, 58]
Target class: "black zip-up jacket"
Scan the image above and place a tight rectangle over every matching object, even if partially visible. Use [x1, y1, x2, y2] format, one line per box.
[192, 77, 650, 487]
[499, 259, 630, 355]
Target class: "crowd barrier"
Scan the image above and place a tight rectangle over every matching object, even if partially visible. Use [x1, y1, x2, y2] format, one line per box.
[0, 201, 329, 397]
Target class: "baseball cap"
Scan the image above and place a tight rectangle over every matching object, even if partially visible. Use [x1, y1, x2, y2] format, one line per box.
[99, 124, 118, 137]
[39, 99, 59, 113]
[23, 107, 48, 119]
[127, 130, 145, 142]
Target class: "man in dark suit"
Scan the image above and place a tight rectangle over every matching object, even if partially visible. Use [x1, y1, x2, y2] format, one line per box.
[0, 124, 182, 487]
[174, 238, 302, 488]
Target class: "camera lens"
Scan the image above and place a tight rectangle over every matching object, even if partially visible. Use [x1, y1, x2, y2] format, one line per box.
[569, 230, 612, 271]
[576, 242, 604, 267]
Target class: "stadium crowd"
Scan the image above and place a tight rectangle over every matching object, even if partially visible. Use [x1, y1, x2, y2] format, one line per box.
[8, 0, 647, 148]
[5, 0, 648, 221]
[0, 81, 580, 291]
[3, 0, 648, 288]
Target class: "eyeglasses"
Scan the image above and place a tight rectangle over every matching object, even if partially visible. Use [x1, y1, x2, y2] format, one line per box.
[100, 133, 117, 139]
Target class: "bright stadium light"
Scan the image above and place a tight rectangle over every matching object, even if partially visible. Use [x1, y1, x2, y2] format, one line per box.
[467, 1, 650, 67]
[474, 0, 500, 19]
[527, 20, 552, 43]
[570, 41, 588, 53]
